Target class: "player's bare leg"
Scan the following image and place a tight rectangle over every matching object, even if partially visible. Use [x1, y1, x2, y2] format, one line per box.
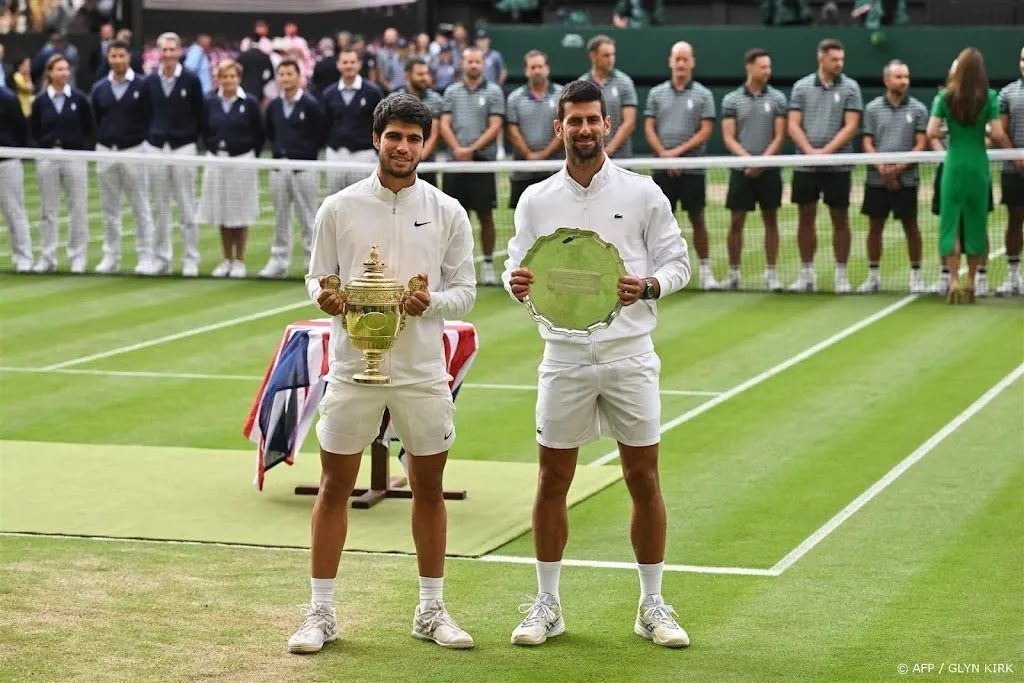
[618, 442, 688, 648]
[830, 208, 852, 293]
[478, 209, 498, 285]
[727, 211, 745, 290]
[763, 209, 781, 291]
[790, 203, 818, 291]
[858, 218, 885, 293]
[408, 450, 473, 649]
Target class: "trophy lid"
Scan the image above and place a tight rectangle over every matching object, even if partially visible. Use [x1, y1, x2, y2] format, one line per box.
[346, 245, 404, 294]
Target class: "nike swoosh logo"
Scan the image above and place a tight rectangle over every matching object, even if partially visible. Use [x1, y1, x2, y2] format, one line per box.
[614, 214, 623, 219]
[414, 221, 431, 227]
[444, 429, 454, 440]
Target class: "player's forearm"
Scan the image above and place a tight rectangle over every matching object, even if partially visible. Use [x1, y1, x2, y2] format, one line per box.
[723, 136, 748, 156]
[306, 213, 339, 306]
[764, 134, 785, 157]
[506, 127, 532, 159]
[540, 137, 562, 158]
[651, 238, 691, 297]
[644, 125, 667, 156]
[470, 123, 502, 152]
[788, 123, 815, 153]
[423, 130, 440, 158]
[439, 119, 461, 150]
[425, 275, 476, 318]
[822, 124, 858, 154]
[677, 129, 711, 156]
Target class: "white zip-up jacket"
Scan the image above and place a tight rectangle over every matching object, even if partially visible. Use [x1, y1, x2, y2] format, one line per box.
[306, 172, 477, 385]
[502, 157, 691, 365]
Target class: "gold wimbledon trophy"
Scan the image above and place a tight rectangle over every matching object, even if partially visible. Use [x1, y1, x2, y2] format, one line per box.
[321, 245, 426, 385]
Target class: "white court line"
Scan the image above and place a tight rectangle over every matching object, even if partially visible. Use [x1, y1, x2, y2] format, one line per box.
[41, 301, 315, 371]
[588, 248, 1008, 468]
[0, 366, 717, 397]
[770, 362, 1024, 576]
[0, 532, 773, 575]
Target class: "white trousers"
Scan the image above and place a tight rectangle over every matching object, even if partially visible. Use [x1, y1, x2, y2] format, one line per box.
[325, 147, 376, 195]
[148, 142, 199, 268]
[269, 168, 319, 266]
[96, 144, 155, 263]
[0, 159, 33, 269]
[36, 158, 89, 267]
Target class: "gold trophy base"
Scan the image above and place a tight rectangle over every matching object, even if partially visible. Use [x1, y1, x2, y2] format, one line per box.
[353, 351, 391, 385]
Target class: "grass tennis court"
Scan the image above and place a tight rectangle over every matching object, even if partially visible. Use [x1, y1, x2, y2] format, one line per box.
[1, 271, 1021, 681]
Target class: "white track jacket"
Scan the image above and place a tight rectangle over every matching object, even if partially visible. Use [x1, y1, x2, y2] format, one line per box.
[306, 172, 477, 385]
[503, 157, 691, 364]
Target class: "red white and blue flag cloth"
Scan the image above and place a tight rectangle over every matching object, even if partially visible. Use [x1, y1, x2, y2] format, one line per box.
[243, 319, 479, 490]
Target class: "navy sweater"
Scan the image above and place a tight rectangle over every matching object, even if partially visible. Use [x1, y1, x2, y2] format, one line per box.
[30, 88, 94, 150]
[91, 75, 152, 149]
[201, 93, 265, 157]
[0, 86, 28, 151]
[321, 79, 382, 152]
[265, 92, 326, 161]
[145, 68, 204, 149]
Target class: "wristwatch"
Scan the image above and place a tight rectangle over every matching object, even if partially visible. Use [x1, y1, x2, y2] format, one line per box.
[640, 277, 657, 300]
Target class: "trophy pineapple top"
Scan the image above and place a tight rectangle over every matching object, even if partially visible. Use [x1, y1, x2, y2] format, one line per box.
[362, 245, 386, 280]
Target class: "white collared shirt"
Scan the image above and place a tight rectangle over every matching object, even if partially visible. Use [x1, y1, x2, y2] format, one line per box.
[47, 84, 72, 113]
[218, 87, 247, 113]
[159, 63, 183, 97]
[283, 88, 304, 118]
[340, 75, 362, 105]
[108, 68, 135, 100]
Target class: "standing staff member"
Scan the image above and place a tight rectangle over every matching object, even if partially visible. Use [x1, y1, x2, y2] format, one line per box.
[399, 57, 444, 187]
[0, 84, 33, 273]
[259, 58, 325, 279]
[505, 50, 562, 208]
[91, 39, 157, 275]
[322, 49, 383, 193]
[721, 48, 788, 291]
[644, 41, 718, 290]
[995, 48, 1024, 296]
[30, 54, 93, 274]
[580, 35, 637, 159]
[927, 48, 1012, 304]
[197, 59, 265, 279]
[857, 60, 928, 294]
[145, 32, 205, 277]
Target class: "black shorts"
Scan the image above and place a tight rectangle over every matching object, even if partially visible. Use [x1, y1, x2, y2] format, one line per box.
[791, 170, 852, 209]
[509, 173, 553, 208]
[442, 172, 497, 213]
[418, 171, 438, 188]
[861, 185, 919, 221]
[653, 172, 706, 213]
[725, 168, 783, 212]
[932, 164, 994, 215]
[1002, 170, 1024, 208]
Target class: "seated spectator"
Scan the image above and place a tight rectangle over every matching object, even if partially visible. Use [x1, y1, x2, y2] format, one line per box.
[432, 45, 457, 93]
[240, 19, 272, 55]
[613, 0, 664, 27]
[13, 54, 33, 115]
[852, 0, 909, 29]
[760, 0, 813, 26]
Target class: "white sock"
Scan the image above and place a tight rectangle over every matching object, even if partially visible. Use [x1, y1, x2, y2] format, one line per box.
[638, 562, 664, 602]
[536, 560, 561, 602]
[311, 577, 335, 609]
[419, 576, 443, 610]
[766, 265, 776, 275]
[1011, 262, 1021, 276]
[730, 265, 740, 276]
[835, 263, 847, 277]
[802, 262, 815, 275]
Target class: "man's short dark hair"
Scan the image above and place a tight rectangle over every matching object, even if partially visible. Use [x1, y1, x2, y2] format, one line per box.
[745, 48, 770, 65]
[587, 35, 614, 54]
[818, 38, 844, 54]
[524, 49, 548, 65]
[277, 58, 300, 73]
[557, 80, 606, 121]
[405, 56, 428, 74]
[107, 39, 131, 53]
[373, 92, 433, 139]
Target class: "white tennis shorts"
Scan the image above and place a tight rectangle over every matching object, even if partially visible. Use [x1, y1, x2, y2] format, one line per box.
[535, 351, 662, 449]
[316, 379, 455, 456]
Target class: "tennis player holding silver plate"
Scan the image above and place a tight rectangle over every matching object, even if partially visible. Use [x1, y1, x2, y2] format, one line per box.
[502, 80, 693, 649]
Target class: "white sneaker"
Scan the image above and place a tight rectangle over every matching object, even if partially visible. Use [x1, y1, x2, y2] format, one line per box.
[975, 273, 990, 298]
[511, 593, 565, 646]
[287, 602, 338, 654]
[726, 271, 741, 291]
[182, 262, 199, 278]
[909, 270, 926, 294]
[763, 270, 782, 292]
[70, 258, 86, 274]
[229, 260, 247, 278]
[834, 271, 852, 294]
[412, 599, 474, 649]
[480, 261, 498, 286]
[635, 595, 690, 649]
[788, 272, 816, 293]
[259, 260, 289, 279]
[32, 260, 56, 274]
[857, 276, 880, 294]
[94, 257, 120, 274]
[14, 260, 33, 273]
[929, 273, 951, 295]
[211, 260, 232, 278]
[996, 272, 1022, 297]
[134, 259, 156, 276]
[701, 272, 722, 291]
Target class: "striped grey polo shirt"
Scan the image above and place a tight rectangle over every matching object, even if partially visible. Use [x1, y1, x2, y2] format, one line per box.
[506, 82, 563, 180]
[408, 87, 444, 160]
[789, 72, 863, 172]
[998, 78, 1024, 174]
[644, 79, 716, 175]
[579, 69, 638, 158]
[863, 95, 928, 187]
[721, 84, 787, 157]
[441, 79, 506, 161]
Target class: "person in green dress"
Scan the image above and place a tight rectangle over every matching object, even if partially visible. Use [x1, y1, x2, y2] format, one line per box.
[926, 48, 1012, 303]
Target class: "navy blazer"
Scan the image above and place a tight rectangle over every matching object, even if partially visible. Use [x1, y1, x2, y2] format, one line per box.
[201, 92, 265, 157]
[91, 74, 152, 149]
[0, 86, 28, 150]
[30, 87, 94, 150]
[321, 79, 383, 152]
[265, 91, 326, 160]
[145, 67, 204, 149]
